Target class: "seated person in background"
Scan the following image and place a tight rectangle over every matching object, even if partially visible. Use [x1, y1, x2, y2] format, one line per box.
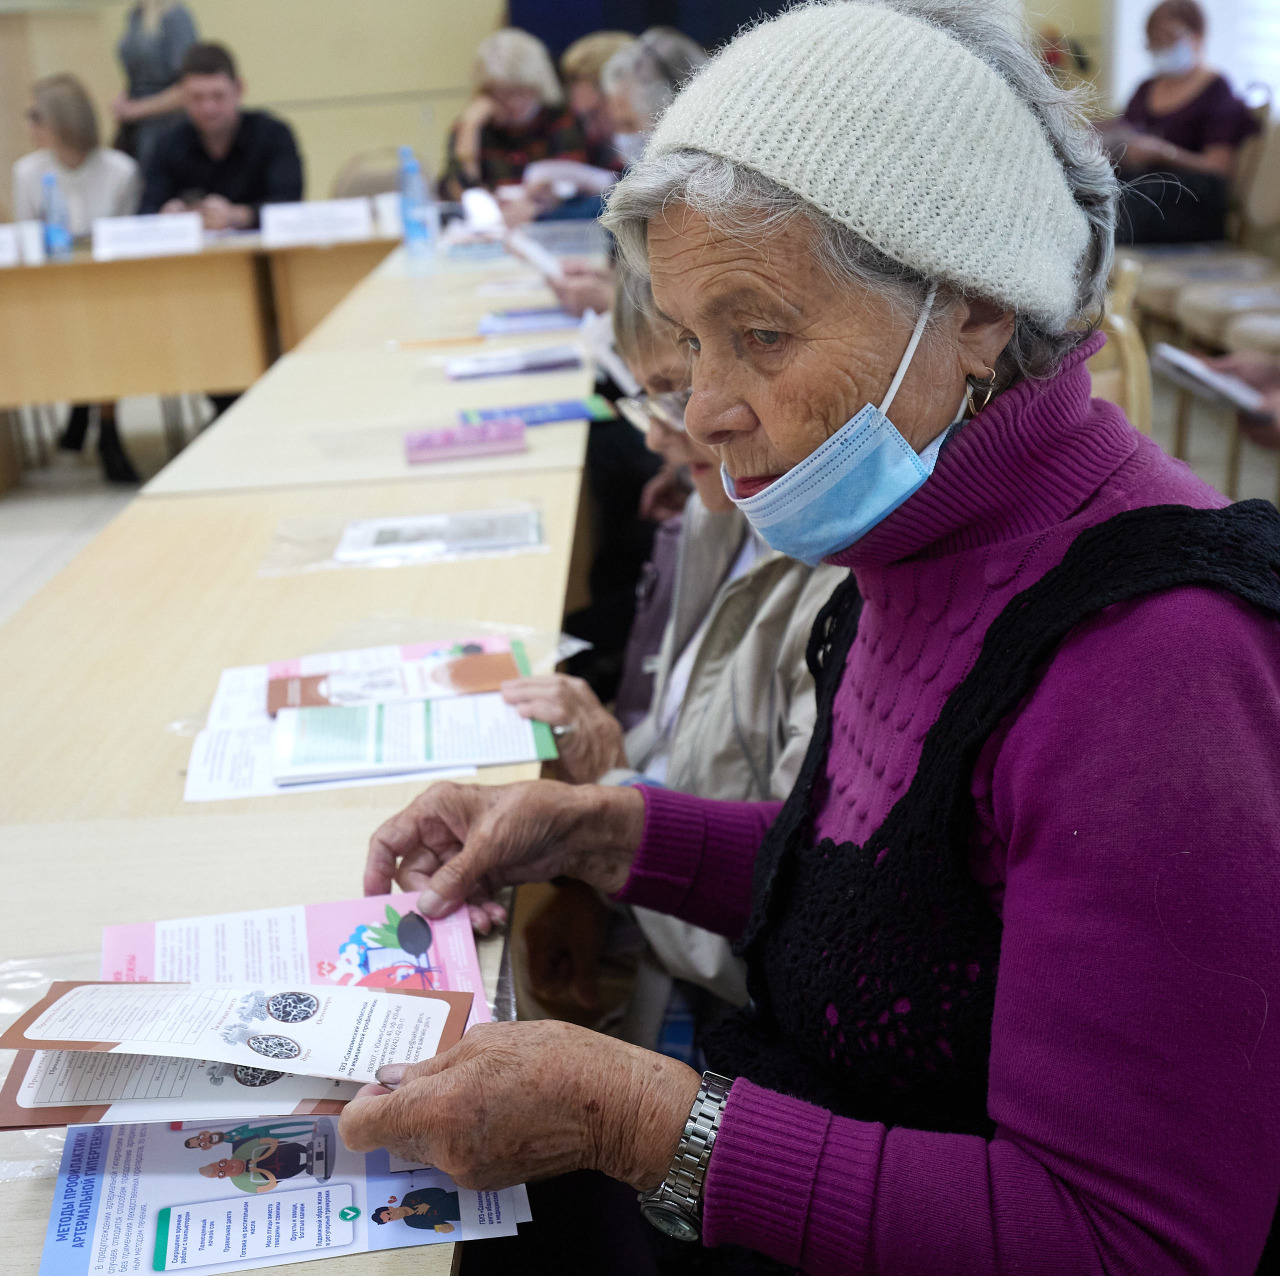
[547, 28, 707, 316]
[440, 28, 587, 201]
[12, 73, 141, 483]
[1110, 0, 1260, 244]
[560, 31, 637, 173]
[502, 263, 844, 1041]
[140, 41, 303, 230]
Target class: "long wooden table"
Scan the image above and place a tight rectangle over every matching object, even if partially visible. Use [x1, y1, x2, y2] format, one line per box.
[0, 242, 595, 1273]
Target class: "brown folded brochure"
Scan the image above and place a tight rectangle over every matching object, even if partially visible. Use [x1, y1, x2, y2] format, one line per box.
[0, 982, 472, 1130]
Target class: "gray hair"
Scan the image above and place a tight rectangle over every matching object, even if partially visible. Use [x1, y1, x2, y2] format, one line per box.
[473, 28, 563, 107]
[602, 0, 1117, 388]
[601, 26, 707, 128]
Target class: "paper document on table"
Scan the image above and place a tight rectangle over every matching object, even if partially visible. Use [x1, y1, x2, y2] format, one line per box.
[272, 691, 557, 785]
[0, 1048, 356, 1129]
[332, 506, 544, 565]
[36, 1120, 524, 1276]
[4, 982, 471, 1085]
[100, 894, 492, 1026]
[182, 723, 475, 802]
[444, 343, 582, 379]
[476, 307, 579, 336]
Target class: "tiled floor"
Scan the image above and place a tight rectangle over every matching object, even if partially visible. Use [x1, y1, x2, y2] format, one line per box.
[1, 378, 1278, 632]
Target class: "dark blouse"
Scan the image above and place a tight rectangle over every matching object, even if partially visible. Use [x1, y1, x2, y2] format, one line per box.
[440, 107, 588, 195]
[1122, 73, 1260, 155]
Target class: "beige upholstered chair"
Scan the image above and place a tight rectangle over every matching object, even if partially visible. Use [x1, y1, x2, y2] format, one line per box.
[329, 148, 407, 199]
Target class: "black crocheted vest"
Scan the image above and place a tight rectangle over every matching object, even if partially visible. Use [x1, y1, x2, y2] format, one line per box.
[701, 502, 1280, 1152]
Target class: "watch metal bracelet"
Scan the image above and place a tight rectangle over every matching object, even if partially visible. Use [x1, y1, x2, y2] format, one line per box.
[639, 1071, 733, 1229]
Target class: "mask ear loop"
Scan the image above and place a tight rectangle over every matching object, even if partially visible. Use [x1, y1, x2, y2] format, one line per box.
[878, 283, 939, 418]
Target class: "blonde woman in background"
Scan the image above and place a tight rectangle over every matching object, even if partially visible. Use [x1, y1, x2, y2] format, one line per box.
[112, 0, 199, 167]
[440, 28, 588, 199]
[559, 30, 637, 172]
[13, 74, 141, 483]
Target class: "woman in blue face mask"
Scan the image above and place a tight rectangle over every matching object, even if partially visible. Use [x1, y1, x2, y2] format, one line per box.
[1110, 0, 1261, 244]
[350, 4, 1280, 1272]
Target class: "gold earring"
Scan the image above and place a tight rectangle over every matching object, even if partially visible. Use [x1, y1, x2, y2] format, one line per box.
[965, 365, 998, 416]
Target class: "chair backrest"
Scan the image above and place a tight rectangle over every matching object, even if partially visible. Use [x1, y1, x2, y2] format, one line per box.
[1089, 258, 1153, 433]
[330, 147, 406, 199]
[1243, 113, 1280, 237]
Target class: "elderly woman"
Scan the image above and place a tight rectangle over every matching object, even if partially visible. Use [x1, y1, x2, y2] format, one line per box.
[348, 3, 1280, 1272]
[440, 28, 588, 201]
[507, 264, 843, 1025]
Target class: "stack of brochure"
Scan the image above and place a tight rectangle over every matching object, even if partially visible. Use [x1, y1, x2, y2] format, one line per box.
[186, 635, 556, 801]
[8, 897, 530, 1273]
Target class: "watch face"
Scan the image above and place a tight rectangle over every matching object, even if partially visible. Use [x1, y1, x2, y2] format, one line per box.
[641, 1202, 700, 1243]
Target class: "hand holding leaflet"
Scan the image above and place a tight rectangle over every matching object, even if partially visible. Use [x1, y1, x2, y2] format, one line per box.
[3, 982, 472, 1084]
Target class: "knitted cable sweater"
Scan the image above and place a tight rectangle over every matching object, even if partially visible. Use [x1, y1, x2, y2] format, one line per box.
[616, 336, 1280, 1273]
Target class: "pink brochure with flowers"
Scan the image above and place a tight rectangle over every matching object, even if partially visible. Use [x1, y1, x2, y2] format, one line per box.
[100, 895, 491, 1029]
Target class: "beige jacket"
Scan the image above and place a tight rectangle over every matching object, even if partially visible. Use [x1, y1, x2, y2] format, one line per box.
[604, 494, 845, 1015]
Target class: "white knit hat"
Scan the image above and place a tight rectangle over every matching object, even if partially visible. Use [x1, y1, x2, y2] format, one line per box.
[647, 1, 1091, 328]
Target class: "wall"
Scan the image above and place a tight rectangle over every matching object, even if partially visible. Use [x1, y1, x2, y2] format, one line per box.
[0, 0, 507, 219]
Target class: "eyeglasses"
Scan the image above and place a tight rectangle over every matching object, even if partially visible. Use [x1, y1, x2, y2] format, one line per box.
[616, 389, 690, 434]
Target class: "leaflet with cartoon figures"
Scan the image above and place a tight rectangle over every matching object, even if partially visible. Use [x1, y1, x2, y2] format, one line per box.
[1, 897, 488, 1131]
[37, 1117, 529, 1276]
[1, 981, 471, 1085]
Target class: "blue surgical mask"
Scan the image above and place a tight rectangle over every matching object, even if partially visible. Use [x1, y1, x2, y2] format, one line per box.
[721, 285, 957, 565]
[1151, 38, 1196, 77]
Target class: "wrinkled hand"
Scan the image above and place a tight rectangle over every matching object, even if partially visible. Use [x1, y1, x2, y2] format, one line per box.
[523, 880, 612, 1015]
[1121, 132, 1175, 169]
[1208, 351, 1280, 396]
[364, 779, 645, 930]
[499, 190, 539, 229]
[549, 260, 615, 318]
[160, 198, 190, 214]
[500, 674, 626, 784]
[639, 463, 692, 522]
[339, 1020, 700, 1191]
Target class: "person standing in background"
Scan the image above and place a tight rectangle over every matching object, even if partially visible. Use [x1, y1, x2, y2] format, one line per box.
[112, 0, 199, 169]
[12, 74, 141, 483]
[141, 42, 303, 230]
[439, 28, 588, 199]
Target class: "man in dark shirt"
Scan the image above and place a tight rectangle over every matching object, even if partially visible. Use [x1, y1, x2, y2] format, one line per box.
[140, 41, 302, 229]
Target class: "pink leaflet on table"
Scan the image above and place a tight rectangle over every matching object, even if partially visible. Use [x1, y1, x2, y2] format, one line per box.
[405, 418, 526, 465]
[100, 922, 157, 982]
[305, 895, 491, 1025]
[266, 635, 511, 680]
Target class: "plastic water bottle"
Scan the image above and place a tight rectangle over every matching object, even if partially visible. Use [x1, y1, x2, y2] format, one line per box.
[398, 146, 439, 259]
[41, 171, 74, 259]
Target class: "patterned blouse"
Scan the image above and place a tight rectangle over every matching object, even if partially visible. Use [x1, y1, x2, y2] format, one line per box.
[440, 106, 589, 197]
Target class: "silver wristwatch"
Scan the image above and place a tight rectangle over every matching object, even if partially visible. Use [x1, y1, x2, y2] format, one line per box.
[638, 1071, 733, 1242]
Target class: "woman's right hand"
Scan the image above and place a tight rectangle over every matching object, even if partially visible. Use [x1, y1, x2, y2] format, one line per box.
[364, 780, 646, 930]
[455, 95, 497, 180]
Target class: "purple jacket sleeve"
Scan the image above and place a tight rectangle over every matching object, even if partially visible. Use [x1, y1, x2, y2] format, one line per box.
[613, 786, 782, 940]
[701, 588, 1280, 1273]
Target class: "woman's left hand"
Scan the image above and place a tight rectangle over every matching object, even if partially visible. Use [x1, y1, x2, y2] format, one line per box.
[501, 674, 627, 784]
[338, 1020, 700, 1190]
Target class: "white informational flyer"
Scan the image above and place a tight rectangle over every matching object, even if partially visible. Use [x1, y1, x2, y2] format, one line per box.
[5, 1051, 356, 1125]
[272, 692, 557, 785]
[184, 637, 528, 802]
[443, 343, 582, 380]
[5, 982, 472, 1085]
[332, 506, 545, 565]
[1150, 342, 1267, 413]
[37, 1119, 524, 1275]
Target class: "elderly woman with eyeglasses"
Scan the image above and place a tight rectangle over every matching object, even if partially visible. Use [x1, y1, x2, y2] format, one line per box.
[345, 3, 1280, 1272]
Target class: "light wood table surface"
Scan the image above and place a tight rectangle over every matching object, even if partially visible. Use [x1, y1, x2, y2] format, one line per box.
[269, 240, 400, 352]
[0, 239, 272, 411]
[0, 466, 580, 824]
[145, 248, 594, 497]
[0, 810, 497, 1276]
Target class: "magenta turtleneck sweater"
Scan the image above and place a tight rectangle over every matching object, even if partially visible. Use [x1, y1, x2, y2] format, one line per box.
[616, 337, 1280, 1273]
